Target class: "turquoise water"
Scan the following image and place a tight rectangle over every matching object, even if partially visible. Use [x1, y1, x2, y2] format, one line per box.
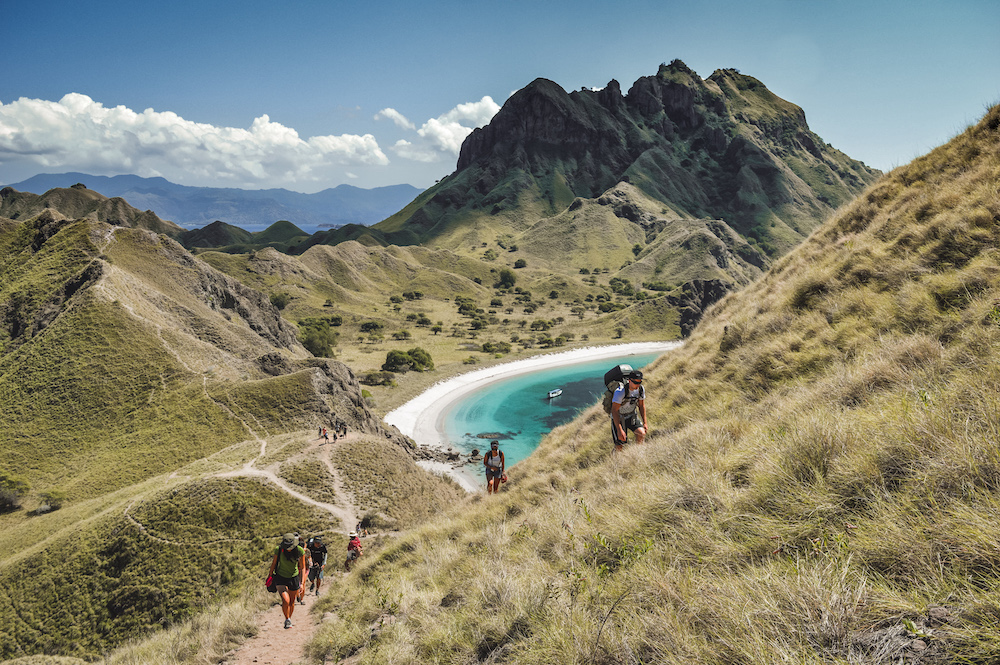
[443, 352, 662, 478]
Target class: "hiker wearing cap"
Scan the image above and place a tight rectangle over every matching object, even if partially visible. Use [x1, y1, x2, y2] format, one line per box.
[266, 533, 307, 629]
[484, 440, 505, 495]
[307, 534, 328, 596]
[345, 531, 363, 571]
[611, 369, 647, 452]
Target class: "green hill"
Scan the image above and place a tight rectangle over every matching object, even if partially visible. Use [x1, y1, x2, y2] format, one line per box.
[0, 184, 183, 236]
[0, 212, 463, 659]
[344, 61, 879, 261]
[298, 106, 1000, 663]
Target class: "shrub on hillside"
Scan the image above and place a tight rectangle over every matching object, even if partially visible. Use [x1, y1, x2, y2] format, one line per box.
[495, 268, 517, 288]
[269, 291, 291, 310]
[361, 371, 396, 387]
[298, 318, 339, 357]
[382, 347, 434, 373]
[0, 471, 29, 512]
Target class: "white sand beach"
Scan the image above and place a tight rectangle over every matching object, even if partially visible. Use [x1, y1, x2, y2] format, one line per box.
[387, 341, 682, 491]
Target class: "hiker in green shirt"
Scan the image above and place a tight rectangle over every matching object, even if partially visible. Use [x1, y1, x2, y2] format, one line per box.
[267, 533, 307, 629]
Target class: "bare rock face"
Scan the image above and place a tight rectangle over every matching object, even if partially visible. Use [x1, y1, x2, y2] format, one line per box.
[666, 279, 733, 337]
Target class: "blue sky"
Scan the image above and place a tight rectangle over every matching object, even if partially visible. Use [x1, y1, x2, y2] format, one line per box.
[2, 0, 997, 193]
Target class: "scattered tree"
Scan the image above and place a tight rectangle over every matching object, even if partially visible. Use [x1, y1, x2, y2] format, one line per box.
[0, 471, 29, 512]
[298, 318, 339, 357]
[495, 268, 517, 288]
[270, 292, 291, 310]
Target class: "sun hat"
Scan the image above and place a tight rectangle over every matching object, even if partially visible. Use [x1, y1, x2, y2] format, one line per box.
[281, 533, 298, 549]
[349, 531, 358, 537]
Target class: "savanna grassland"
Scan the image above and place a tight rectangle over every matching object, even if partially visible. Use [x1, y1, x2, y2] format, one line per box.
[0, 93, 991, 665]
[296, 106, 1000, 664]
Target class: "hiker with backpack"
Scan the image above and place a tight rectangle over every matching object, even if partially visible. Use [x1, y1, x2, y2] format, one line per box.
[307, 534, 328, 596]
[345, 531, 363, 571]
[604, 366, 647, 452]
[484, 439, 505, 494]
[266, 533, 307, 629]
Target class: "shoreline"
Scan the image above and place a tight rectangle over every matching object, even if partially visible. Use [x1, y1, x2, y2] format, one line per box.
[386, 341, 682, 491]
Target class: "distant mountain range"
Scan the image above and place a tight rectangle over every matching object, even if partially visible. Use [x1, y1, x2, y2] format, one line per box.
[0, 172, 423, 231]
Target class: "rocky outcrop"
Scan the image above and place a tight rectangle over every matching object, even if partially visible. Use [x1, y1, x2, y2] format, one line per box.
[391, 60, 881, 257]
[666, 278, 733, 337]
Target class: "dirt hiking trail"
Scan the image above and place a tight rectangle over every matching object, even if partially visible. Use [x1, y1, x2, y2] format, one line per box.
[221, 587, 337, 665]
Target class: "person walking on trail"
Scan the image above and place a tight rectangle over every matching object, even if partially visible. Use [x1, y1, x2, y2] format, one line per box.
[345, 531, 363, 571]
[298, 536, 310, 606]
[266, 533, 307, 629]
[611, 369, 647, 452]
[307, 535, 328, 596]
[322, 427, 330, 444]
[484, 440, 505, 495]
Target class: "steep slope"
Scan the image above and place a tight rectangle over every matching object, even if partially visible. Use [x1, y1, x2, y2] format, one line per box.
[305, 106, 1000, 663]
[0, 183, 183, 235]
[366, 60, 879, 258]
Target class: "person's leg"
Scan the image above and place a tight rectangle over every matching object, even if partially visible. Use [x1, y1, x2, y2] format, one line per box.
[611, 420, 625, 452]
[635, 425, 646, 444]
[287, 579, 299, 618]
[278, 586, 292, 619]
[316, 569, 323, 595]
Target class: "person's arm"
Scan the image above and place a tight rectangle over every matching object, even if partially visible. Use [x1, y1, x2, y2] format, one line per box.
[638, 397, 647, 428]
[268, 553, 278, 576]
[299, 551, 307, 585]
[500, 451, 505, 473]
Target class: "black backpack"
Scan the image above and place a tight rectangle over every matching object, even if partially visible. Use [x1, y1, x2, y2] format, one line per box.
[601, 364, 634, 415]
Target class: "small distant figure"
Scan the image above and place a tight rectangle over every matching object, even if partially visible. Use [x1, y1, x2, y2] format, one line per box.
[339, 419, 347, 437]
[611, 370, 647, 452]
[484, 440, 505, 495]
[322, 427, 330, 444]
[318, 426, 323, 439]
[345, 531, 363, 571]
[307, 535, 328, 596]
[266, 533, 306, 629]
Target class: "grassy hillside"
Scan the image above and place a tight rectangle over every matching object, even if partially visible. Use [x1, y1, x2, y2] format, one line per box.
[198, 239, 691, 415]
[0, 214, 465, 661]
[298, 106, 1000, 663]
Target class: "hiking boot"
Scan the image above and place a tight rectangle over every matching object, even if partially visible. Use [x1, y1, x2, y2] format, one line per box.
[315, 590, 320, 596]
[284, 618, 292, 629]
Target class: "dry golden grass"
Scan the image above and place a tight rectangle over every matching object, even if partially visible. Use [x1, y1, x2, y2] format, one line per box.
[298, 105, 1000, 664]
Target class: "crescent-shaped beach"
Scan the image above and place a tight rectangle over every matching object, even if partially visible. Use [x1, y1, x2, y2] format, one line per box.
[384, 341, 682, 491]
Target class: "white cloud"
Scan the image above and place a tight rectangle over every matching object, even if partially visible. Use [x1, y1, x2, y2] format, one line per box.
[374, 108, 415, 130]
[0, 94, 389, 190]
[391, 96, 501, 162]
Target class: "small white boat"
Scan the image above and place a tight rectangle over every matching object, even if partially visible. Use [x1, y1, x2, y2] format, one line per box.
[547, 388, 563, 398]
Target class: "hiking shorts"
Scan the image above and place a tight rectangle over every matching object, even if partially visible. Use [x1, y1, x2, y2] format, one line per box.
[347, 549, 360, 561]
[273, 573, 301, 592]
[611, 411, 644, 445]
[485, 467, 503, 480]
[308, 565, 323, 581]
